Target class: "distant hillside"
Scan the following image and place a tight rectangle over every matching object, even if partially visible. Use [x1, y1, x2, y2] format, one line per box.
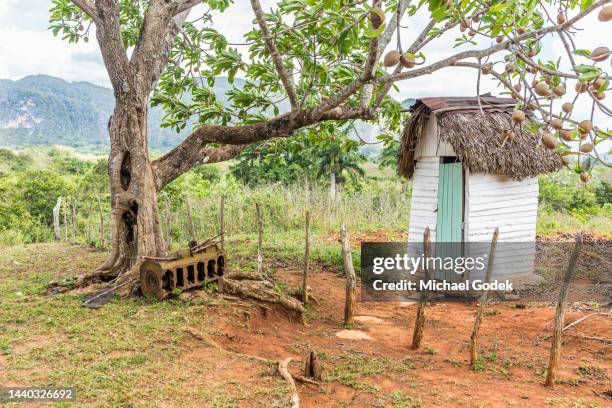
[0, 75, 241, 150]
[0, 74, 382, 150]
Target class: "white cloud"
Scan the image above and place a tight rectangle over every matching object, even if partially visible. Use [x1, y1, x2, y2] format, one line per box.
[0, 0, 608, 136]
[0, 0, 109, 86]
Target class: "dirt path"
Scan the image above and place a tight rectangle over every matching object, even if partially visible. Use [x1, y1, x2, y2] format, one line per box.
[188, 267, 611, 407]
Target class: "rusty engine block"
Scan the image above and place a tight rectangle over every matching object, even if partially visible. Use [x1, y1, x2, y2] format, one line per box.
[140, 238, 225, 299]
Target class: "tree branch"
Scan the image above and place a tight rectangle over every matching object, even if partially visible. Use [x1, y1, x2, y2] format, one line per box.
[516, 49, 577, 79]
[130, 1, 192, 95]
[376, 0, 606, 86]
[154, 145, 245, 189]
[152, 0, 608, 189]
[250, 0, 299, 110]
[376, 0, 411, 59]
[352, 0, 412, 109]
[71, 0, 101, 25]
[455, 61, 610, 140]
[370, 18, 438, 109]
[171, 0, 202, 16]
[152, 106, 371, 189]
[362, 0, 383, 81]
[94, 0, 131, 94]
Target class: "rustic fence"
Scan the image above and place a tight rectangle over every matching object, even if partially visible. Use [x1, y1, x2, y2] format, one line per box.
[49, 183, 410, 249]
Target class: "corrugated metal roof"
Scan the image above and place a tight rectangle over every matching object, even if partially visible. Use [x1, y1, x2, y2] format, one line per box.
[409, 94, 516, 114]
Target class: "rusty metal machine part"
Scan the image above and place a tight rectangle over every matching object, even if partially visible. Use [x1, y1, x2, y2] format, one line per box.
[140, 241, 225, 299]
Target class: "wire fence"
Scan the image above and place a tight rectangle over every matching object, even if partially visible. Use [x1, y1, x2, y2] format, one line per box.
[49, 182, 411, 250]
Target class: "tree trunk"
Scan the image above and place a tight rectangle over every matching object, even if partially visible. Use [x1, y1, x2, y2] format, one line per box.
[329, 171, 337, 201]
[81, 95, 166, 289]
[341, 223, 356, 326]
[302, 211, 311, 305]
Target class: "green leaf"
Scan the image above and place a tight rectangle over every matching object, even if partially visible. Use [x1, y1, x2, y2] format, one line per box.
[367, 22, 386, 38]
[598, 78, 609, 93]
[489, 3, 507, 13]
[573, 49, 591, 57]
[574, 64, 600, 74]
[431, 7, 447, 20]
[578, 72, 600, 83]
[580, 0, 594, 12]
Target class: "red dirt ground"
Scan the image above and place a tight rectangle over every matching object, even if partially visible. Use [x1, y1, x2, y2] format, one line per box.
[186, 267, 612, 407]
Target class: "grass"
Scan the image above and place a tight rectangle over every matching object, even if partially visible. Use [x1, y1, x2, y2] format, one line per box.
[227, 229, 357, 273]
[386, 390, 423, 408]
[0, 244, 291, 407]
[320, 352, 415, 392]
[0, 239, 421, 406]
[537, 210, 612, 237]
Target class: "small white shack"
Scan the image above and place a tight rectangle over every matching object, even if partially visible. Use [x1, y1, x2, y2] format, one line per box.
[398, 96, 562, 284]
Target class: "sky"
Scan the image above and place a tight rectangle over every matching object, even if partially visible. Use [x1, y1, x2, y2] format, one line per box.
[0, 0, 609, 130]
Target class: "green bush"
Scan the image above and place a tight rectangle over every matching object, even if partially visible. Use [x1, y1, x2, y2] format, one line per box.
[11, 170, 71, 224]
[539, 170, 599, 212]
[51, 156, 92, 175]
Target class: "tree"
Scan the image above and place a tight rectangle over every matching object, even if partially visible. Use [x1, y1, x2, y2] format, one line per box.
[229, 127, 365, 188]
[49, 0, 611, 290]
[229, 135, 315, 186]
[377, 138, 400, 170]
[314, 130, 366, 199]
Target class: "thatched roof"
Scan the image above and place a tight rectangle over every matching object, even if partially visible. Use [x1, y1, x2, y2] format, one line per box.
[398, 96, 563, 180]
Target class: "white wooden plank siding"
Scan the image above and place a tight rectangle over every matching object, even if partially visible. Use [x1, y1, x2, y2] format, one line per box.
[465, 173, 539, 282]
[465, 173, 539, 242]
[408, 157, 439, 242]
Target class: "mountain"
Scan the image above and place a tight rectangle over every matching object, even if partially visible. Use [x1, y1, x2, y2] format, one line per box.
[0, 74, 384, 150]
[0, 75, 240, 150]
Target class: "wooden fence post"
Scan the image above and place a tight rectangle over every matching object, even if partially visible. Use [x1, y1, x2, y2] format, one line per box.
[63, 203, 68, 241]
[302, 211, 311, 305]
[220, 195, 225, 249]
[469, 227, 499, 368]
[162, 192, 173, 252]
[411, 227, 431, 350]
[97, 192, 105, 247]
[185, 194, 197, 242]
[545, 233, 582, 386]
[256, 203, 264, 274]
[340, 223, 356, 326]
[71, 200, 77, 241]
[87, 197, 93, 243]
[53, 197, 62, 241]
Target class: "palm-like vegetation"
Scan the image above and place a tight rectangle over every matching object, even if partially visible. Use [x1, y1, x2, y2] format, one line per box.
[315, 139, 366, 189]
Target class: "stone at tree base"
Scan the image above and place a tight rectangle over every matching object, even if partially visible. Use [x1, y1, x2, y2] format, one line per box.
[354, 315, 384, 324]
[335, 329, 373, 340]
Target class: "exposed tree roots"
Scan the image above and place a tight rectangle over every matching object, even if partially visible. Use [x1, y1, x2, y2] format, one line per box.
[184, 326, 315, 407]
[183, 326, 269, 363]
[278, 357, 300, 408]
[76, 261, 142, 297]
[223, 278, 306, 315]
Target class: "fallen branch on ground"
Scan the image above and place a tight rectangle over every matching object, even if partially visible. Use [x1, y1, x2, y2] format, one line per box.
[223, 278, 305, 314]
[569, 334, 612, 344]
[278, 357, 300, 408]
[185, 326, 318, 399]
[562, 312, 610, 332]
[292, 374, 321, 385]
[183, 326, 269, 363]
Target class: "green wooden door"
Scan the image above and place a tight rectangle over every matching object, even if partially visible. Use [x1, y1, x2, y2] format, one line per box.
[436, 162, 463, 242]
[435, 162, 463, 282]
